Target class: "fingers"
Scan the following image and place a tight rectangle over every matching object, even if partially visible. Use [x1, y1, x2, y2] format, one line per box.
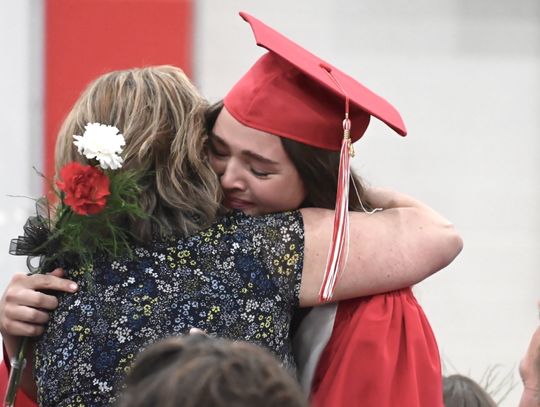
[0, 270, 78, 338]
[0, 296, 50, 337]
[4, 273, 75, 310]
[26, 271, 78, 294]
[5, 286, 59, 311]
[1, 319, 45, 337]
[48, 268, 66, 278]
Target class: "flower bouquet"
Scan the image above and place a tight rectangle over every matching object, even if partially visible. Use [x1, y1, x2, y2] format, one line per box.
[4, 123, 146, 406]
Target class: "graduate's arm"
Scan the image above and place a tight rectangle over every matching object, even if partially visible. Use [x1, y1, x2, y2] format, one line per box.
[298, 188, 463, 306]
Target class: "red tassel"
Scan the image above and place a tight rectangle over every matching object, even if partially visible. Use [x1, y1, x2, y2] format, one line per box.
[319, 118, 352, 302]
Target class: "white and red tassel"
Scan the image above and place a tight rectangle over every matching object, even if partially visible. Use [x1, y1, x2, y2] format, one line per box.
[319, 115, 352, 302]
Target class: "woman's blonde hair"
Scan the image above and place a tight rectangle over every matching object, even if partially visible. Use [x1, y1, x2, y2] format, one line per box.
[55, 65, 222, 241]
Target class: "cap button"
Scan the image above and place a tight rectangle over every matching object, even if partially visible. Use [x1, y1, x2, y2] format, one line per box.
[319, 62, 332, 73]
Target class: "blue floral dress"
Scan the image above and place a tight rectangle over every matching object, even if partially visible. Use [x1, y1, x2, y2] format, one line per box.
[34, 210, 304, 406]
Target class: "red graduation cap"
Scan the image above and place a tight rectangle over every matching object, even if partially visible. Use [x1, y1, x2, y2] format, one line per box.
[225, 12, 407, 151]
[224, 12, 407, 301]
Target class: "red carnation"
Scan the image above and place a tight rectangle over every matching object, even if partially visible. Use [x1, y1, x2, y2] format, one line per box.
[56, 162, 111, 215]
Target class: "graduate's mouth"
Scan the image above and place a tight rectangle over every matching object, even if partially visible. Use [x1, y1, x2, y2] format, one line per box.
[225, 196, 255, 210]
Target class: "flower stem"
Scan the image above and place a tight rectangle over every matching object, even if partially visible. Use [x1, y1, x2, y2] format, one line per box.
[3, 337, 29, 407]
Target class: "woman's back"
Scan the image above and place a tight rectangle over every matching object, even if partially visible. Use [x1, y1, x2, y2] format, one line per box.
[35, 210, 304, 406]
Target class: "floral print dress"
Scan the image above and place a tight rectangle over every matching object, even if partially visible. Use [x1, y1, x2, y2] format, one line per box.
[34, 210, 304, 407]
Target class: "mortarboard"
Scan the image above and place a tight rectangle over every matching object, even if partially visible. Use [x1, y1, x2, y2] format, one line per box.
[224, 12, 407, 301]
[224, 12, 407, 151]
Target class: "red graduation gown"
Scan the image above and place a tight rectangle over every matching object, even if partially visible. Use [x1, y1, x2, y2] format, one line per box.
[309, 288, 444, 407]
[0, 347, 38, 407]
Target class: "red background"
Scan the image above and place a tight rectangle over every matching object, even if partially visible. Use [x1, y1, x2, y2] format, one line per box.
[45, 0, 194, 184]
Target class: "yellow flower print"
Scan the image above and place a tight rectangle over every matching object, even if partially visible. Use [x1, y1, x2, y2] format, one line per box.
[206, 305, 221, 322]
[117, 353, 135, 373]
[177, 250, 190, 258]
[72, 325, 90, 342]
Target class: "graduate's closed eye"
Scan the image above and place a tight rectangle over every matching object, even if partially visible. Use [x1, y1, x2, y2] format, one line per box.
[251, 168, 272, 177]
[208, 143, 228, 158]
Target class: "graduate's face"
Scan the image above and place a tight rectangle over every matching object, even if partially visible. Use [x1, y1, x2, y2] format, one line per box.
[209, 107, 306, 216]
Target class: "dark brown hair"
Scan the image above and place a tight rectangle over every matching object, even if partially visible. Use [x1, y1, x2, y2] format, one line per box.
[118, 335, 308, 407]
[206, 100, 371, 211]
[443, 374, 498, 407]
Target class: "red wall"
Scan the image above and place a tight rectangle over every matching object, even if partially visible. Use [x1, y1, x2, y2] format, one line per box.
[45, 0, 194, 183]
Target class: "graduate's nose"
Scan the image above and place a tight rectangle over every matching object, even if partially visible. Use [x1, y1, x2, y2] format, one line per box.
[220, 159, 247, 192]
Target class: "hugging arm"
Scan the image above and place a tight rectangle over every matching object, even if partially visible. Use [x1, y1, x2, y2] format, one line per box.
[299, 187, 463, 306]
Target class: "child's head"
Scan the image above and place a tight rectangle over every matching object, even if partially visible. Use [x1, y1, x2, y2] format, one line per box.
[118, 335, 308, 407]
[206, 101, 370, 215]
[55, 66, 221, 239]
[443, 374, 498, 407]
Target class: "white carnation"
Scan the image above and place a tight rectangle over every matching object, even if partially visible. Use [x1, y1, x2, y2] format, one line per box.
[73, 123, 126, 170]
